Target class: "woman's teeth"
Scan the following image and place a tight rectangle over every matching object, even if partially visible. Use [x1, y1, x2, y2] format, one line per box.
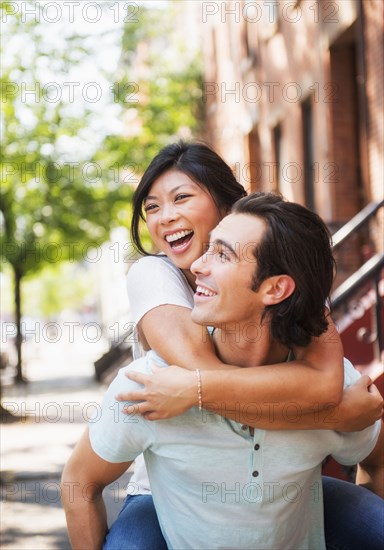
[165, 230, 193, 243]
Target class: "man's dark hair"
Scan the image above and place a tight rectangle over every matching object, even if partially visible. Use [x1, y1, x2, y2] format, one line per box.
[131, 141, 247, 255]
[232, 193, 335, 348]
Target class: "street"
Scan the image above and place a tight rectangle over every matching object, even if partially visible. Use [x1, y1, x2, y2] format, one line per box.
[1, 332, 132, 549]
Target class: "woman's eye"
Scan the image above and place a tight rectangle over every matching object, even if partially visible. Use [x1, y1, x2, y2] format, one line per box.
[144, 203, 158, 212]
[175, 194, 191, 201]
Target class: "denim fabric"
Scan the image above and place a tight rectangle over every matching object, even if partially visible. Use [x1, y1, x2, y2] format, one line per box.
[103, 494, 167, 550]
[104, 477, 384, 550]
[323, 476, 384, 550]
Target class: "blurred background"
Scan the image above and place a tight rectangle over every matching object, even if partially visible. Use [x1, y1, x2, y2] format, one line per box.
[1, 1, 383, 548]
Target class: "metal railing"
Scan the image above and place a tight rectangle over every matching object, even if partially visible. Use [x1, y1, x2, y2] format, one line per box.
[94, 326, 134, 381]
[331, 200, 383, 250]
[330, 200, 383, 356]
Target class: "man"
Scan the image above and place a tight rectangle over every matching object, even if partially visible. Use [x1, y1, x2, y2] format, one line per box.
[62, 194, 382, 549]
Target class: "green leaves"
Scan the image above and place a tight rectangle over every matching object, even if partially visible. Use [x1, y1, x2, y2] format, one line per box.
[102, 2, 203, 173]
[1, 1, 202, 380]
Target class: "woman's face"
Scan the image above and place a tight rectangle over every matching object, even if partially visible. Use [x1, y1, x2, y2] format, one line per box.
[144, 169, 225, 276]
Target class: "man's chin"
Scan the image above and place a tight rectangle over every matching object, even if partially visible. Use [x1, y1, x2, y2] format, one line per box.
[191, 309, 202, 324]
[191, 308, 210, 326]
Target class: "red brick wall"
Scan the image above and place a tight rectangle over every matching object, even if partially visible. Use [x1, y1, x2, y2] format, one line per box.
[362, 0, 384, 255]
[362, 0, 384, 201]
[329, 43, 362, 221]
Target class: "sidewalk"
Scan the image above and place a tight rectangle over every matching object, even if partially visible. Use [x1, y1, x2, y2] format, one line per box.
[0, 338, 132, 549]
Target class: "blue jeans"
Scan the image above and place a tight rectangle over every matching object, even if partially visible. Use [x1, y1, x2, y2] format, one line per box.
[323, 476, 384, 550]
[103, 494, 167, 550]
[104, 478, 384, 550]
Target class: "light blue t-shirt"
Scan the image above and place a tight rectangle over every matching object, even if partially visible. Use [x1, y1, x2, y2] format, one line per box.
[89, 351, 381, 550]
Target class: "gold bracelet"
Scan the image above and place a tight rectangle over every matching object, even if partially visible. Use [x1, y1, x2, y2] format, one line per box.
[195, 369, 202, 411]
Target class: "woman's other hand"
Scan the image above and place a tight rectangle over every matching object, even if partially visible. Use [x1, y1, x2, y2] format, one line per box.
[336, 375, 383, 432]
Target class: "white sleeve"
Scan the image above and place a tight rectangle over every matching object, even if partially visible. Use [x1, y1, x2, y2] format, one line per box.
[332, 421, 381, 465]
[127, 255, 194, 325]
[88, 359, 155, 463]
[331, 358, 381, 465]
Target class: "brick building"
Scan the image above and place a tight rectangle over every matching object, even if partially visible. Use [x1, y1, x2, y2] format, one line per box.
[200, 0, 383, 378]
[200, 0, 383, 234]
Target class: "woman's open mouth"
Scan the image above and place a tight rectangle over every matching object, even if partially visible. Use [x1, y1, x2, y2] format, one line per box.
[165, 230, 194, 252]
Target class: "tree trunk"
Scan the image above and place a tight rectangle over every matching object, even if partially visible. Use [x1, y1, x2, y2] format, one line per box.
[13, 265, 26, 384]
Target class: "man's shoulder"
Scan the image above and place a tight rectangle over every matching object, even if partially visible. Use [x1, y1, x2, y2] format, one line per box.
[105, 357, 151, 397]
[119, 356, 151, 376]
[113, 352, 168, 392]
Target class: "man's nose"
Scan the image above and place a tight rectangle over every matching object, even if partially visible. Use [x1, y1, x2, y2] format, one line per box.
[191, 251, 210, 276]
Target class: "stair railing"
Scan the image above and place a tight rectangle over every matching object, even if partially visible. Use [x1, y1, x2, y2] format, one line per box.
[330, 200, 384, 356]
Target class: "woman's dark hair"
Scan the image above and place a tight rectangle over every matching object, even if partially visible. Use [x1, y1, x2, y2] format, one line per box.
[232, 192, 336, 348]
[131, 141, 246, 255]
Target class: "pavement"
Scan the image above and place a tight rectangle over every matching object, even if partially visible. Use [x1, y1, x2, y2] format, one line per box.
[0, 335, 133, 549]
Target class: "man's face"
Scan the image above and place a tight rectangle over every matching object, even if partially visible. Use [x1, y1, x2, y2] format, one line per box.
[191, 213, 267, 327]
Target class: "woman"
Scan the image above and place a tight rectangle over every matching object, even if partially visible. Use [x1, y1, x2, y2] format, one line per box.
[104, 142, 383, 550]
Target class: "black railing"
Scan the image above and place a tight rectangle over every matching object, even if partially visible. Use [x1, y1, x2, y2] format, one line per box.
[331, 254, 384, 307]
[331, 200, 383, 356]
[331, 200, 383, 250]
[94, 326, 134, 382]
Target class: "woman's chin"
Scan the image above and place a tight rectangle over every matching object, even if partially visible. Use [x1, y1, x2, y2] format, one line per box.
[168, 245, 200, 270]
[171, 257, 192, 271]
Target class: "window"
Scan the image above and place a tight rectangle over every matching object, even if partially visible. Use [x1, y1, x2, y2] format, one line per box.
[301, 98, 316, 211]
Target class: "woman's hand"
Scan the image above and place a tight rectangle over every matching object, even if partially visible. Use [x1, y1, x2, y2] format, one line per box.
[335, 375, 383, 432]
[116, 365, 197, 420]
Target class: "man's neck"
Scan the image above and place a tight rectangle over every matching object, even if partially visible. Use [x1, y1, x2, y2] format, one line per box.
[213, 321, 289, 368]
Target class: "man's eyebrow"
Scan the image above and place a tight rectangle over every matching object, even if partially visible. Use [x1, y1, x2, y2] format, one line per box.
[211, 237, 239, 260]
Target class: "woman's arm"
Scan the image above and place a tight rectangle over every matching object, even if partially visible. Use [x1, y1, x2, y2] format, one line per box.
[137, 303, 230, 372]
[125, 256, 347, 428]
[196, 315, 344, 420]
[118, 302, 350, 427]
[125, 359, 382, 430]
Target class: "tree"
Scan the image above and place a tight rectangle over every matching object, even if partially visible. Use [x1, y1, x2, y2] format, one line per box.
[99, 2, 203, 173]
[0, 0, 203, 383]
[0, 1, 132, 381]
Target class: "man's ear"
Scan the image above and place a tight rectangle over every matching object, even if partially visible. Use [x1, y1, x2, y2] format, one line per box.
[261, 275, 295, 306]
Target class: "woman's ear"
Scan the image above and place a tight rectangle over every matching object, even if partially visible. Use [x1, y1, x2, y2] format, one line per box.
[261, 275, 296, 306]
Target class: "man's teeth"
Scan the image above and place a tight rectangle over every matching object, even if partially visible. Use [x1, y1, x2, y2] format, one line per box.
[165, 230, 193, 243]
[196, 285, 216, 297]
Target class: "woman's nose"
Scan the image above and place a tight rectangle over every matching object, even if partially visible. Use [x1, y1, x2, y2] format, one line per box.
[159, 203, 179, 224]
